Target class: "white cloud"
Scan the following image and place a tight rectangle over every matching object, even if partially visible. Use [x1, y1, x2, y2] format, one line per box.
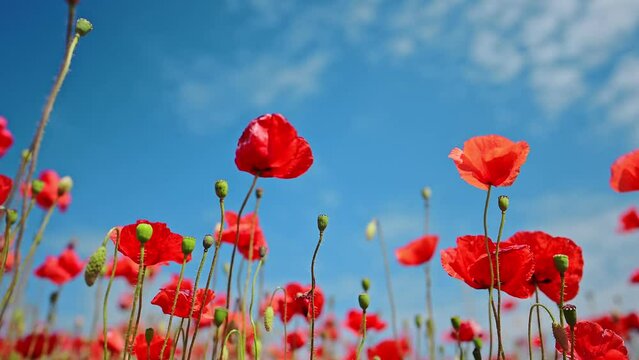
[597, 56, 639, 138]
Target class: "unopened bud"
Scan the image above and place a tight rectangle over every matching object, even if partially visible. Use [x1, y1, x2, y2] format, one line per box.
[552, 322, 569, 351]
[358, 293, 370, 311]
[473, 337, 482, 349]
[182, 236, 196, 255]
[421, 187, 432, 200]
[255, 188, 263, 199]
[365, 220, 377, 241]
[214, 180, 228, 199]
[498, 195, 509, 212]
[317, 214, 328, 232]
[84, 245, 106, 286]
[214, 307, 228, 327]
[57, 176, 73, 195]
[75, 18, 93, 36]
[562, 304, 577, 328]
[136, 223, 153, 244]
[451, 316, 461, 330]
[553, 254, 569, 274]
[31, 180, 45, 196]
[472, 338, 483, 360]
[203, 234, 215, 250]
[361, 278, 370, 292]
[264, 306, 274, 332]
[414, 314, 423, 328]
[145, 328, 154, 345]
[259, 246, 267, 259]
[6, 209, 17, 225]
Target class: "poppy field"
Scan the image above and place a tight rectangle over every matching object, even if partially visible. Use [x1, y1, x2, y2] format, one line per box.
[2, 1, 639, 360]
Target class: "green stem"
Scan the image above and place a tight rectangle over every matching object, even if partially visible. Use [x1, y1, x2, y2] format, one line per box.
[535, 288, 545, 360]
[39, 286, 62, 360]
[160, 258, 188, 359]
[375, 220, 398, 341]
[559, 274, 566, 360]
[249, 259, 264, 360]
[494, 207, 507, 360]
[0, 212, 14, 286]
[309, 227, 325, 360]
[355, 310, 367, 360]
[458, 335, 464, 360]
[182, 248, 209, 360]
[65, 4, 76, 49]
[423, 194, 436, 360]
[220, 329, 240, 360]
[5, 152, 28, 208]
[122, 245, 145, 360]
[415, 321, 421, 360]
[170, 318, 185, 360]
[570, 326, 575, 360]
[269, 287, 288, 360]
[527, 304, 557, 360]
[103, 228, 121, 360]
[131, 264, 147, 356]
[482, 185, 495, 360]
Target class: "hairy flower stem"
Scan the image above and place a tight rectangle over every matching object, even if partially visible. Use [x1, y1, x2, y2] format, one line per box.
[220, 329, 240, 359]
[182, 251, 209, 360]
[309, 222, 326, 360]
[269, 287, 288, 359]
[534, 288, 545, 360]
[0, 213, 14, 286]
[249, 258, 264, 360]
[494, 207, 507, 360]
[65, 3, 76, 49]
[103, 229, 121, 360]
[375, 220, 399, 341]
[570, 326, 575, 360]
[187, 198, 225, 360]
[5, 154, 28, 208]
[131, 265, 147, 353]
[423, 196, 436, 360]
[160, 258, 188, 359]
[170, 318, 185, 360]
[355, 310, 367, 360]
[559, 274, 566, 360]
[482, 185, 496, 359]
[122, 245, 146, 360]
[527, 304, 557, 360]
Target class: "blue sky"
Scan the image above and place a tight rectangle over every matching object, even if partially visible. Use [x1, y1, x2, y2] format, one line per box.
[2, 0, 639, 356]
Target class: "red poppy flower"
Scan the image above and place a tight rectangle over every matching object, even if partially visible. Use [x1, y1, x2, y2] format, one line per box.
[630, 269, 639, 284]
[160, 274, 194, 291]
[555, 321, 628, 360]
[501, 298, 518, 313]
[98, 330, 124, 355]
[111, 220, 189, 266]
[440, 235, 535, 299]
[445, 320, 483, 342]
[104, 256, 140, 285]
[0, 174, 12, 205]
[506, 231, 584, 303]
[319, 315, 340, 341]
[589, 312, 639, 340]
[367, 338, 411, 360]
[29, 170, 72, 212]
[0, 117, 13, 158]
[395, 234, 439, 266]
[235, 113, 313, 179]
[449, 135, 530, 190]
[217, 211, 267, 261]
[118, 291, 134, 310]
[344, 309, 387, 334]
[34, 243, 84, 285]
[286, 329, 307, 352]
[134, 332, 173, 360]
[151, 287, 214, 319]
[610, 149, 639, 192]
[618, 207, 639, 233]
[273, 282, 325, 323]
[15, 333, 59, 359]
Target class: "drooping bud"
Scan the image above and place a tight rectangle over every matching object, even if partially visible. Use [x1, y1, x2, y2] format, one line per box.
[414, 314, 423, 328]
[6, 209, 17, 226]
[214, 180, 228, 199]
[255, 188, 263, 199]
[214, 307, 228, 327]
[145, 328, 154, 345]
[182, 236, 196, 255]
[317, 214, 329, 232]
[259, 246, 267, 259]
[365, 220, 377, 241]
[552, 322, 569, 351]
[421, 187, 432, 200]
[498, 195, 509, 212]
[57, 176, 73, 195]
[358, 293, 370, 311]
[203, 234, 215, 250]
[75, 18, 93, 36]
[31, 180, 45, 196]
[264, 306, 274, 332]
[562, 304, 577, 328]
[451, 316, 461, 330]
[553, 254, 569, 275]
[361, 278, 371, 292]
[136, 223, 153, 244]
[84, 245, 106, 286]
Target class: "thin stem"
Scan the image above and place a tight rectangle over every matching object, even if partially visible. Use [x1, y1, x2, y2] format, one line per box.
[414, 322, 421, 360]
[535, 288, 545, 360]
[170, 318, 185, 360]
[309, 226, 325, 359]
[355, 310, 367, 360]
[103, 228, 121, 360]
[39, 286, 62, 360]
[559, 274, 566, 360]
[527, 304, 557, 360]
[269, 287, 288, 359]
[220, 329, 240, 360]
[249, 258, 264, 360]
[423, 195, 436, 360]
[0, 213, 14, 286]
[131, 264, 147, 355]
[375, 220, 398, 341]
[160, 259, 188, 359]
[65, 4, 76, 49]
[494, 208, 507, 360]
[5, 152, 28, 208]
[570, 326, 575, 360]
[482, 185, 495, 360]
[122, 245, 146, 360]
[457, 335, 464, 360]
[182, 249, 209, 360]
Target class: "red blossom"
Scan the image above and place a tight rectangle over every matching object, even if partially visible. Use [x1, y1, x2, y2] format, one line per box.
[555, 321, 629, 360]
[367, 338, 411, 360]
[617, 207, 639, 233]
[344, 309, 387, 334]
[0, 174, 12, 205]
[29, 170, 72, 212]
[98, 330, 124, 355]
[15, 333, 59, 359]
[286, 329, 307, 352]
[589, 313, 639, 340]
[610, 149, 639, 192]
[111, 220, 189, 266]
[501, 298, 518, 313]
[273, 282, 325, 323]
[0, 116, 14, 158]
[395, 234, 439, 266]
[217, 211, 267, 261]
[34, 243, 84, 285]
[445, 320, 484, 342]
[104, 256, 140, 285]
[235, 113, 313, 179]
[151, 286, 214, 319]
[449, 135, 530, 190]
[630, 268, 639, 284]
[134, 332, 173, 360]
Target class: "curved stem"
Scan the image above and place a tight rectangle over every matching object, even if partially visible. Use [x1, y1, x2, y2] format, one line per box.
[170, 318, 185, 360]
[103, 228, 121, 360]
[249, 259, 264, 360]
[535, 288, 545, 360]
[122, 245, 146, 360]
[482, 186, 495, 360]
[269, 287, 288, 359]
[375, 220, 398, 341]
[0, 213, 14, 286]
[160, 259, 188, 359]
[309, 227, 325, 359]
[355, 310, 367, 360]
[182, 249, 209, 360]
[527, 304, 557, 360]
[494, 208, 507, 360]
[220, 329, 240, 359]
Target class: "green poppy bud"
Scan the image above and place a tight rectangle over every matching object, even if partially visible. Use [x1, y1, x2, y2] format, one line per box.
[421, 187, 432, 200]
[553, 254, 569, 274]
[84, 245, 106, 286]
[203, 234, 215, 250]
[414, 314, 423, 328]
[145, 328, 154, 345]
[552, 322, 569, 351]
[473, 337, 482, 349]
[264, 306, 274, 332]
[361, 278, 371, 292]
[214, 307, 228, 327]
[31, 180, 45, 196]
[451, 316, 461, 330]
[6, 209, 17, 226]
[365, 220, 377, 241]
[562, 304, 577, 328]
[498, 195, 509, 212]
[57, 176, 73, 195]
[214, 180, 228, 199]
[317, 214, 329, 232]
[182, 236, 196, 255]
[75, 18, 93, 36]
[136, 223, 153, 244]
[358, 293, 370, 311]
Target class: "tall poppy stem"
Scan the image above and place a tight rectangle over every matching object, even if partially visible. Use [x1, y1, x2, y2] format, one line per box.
[122, 245, 145, 360]
[182, 248, 209, 360]
[482, 185, 495, 359]
[569, 326, 575, 360]
[160, 258, 188, 359]
[494, 204, 507, 360]
[249, 258, 265, 360]
[559, 274, 566, 360]
[355, 310, 367, 360]
[170, 318, 185, 360]
[269, 287, 288, 360]
[414, 320, 421, 360]
[309, 217, 326, 360]
[423, 195, 436, 360]
[104, 228, 121, 360]
[131, 264, 147, 356]
[375, 220, 399, 341]
[0, 212, 15, 287]
[534, 288, 545, 360]
[527, 304, 557, 360]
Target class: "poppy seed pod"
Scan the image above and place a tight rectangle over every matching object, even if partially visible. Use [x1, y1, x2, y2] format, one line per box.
[421, 187, 432, 200]
[414, 314, 423, 328]
[552, 322, 569, 351]
[451, 316, 461, 330]
[136, 223, 153, 244]
[214, 307, 228, 327]
[84, 245, 106, 286]
[6, 209, 17, 225]
[75, 18, 93, 36]
[358, 293, 370, 311]
[145, 328, 154, 345]
[365, 220, 377, 241]
[361, 278, 371, 292]
[264, 306, 274, 332]
[182, 236, 196, 255]
[553, 254, 569, 274]
[498, 195, 509, 212]
[214, 180, 228, 199]
[562, 304, 577, 328]
[203, 234, 215, 250]
[31, 180, 45, 196]
[317, 214, 328, 232]
[57, 176, 73, 196]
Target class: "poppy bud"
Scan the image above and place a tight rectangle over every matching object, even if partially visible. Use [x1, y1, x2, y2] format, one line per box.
[472, 338, 483, 360]
[421, 187, 432, 200]
[259, 246, 267, 259]
[31, 180, 45, 196]
[451, 316, 461, 330]
[5, 209, 17, 226]
[203, 234, 215, 250]
[552, 322, 569, 351]
[21, 149, 32, 162]
[264, 306, 274, 332]
[562, 304, 577, 328]
[145, 328, 154, 345]
[498, 195, 509, 212]
[57, 176, 73, 195]
[317, 214, 328, 232]
[214, 180, 228, 199]
[473, 337, 482, 349]
[182, 236, 196, 255]
[255, 188, 263, 199]
[75, 18, 93, 36]
[85, 245, 106, 286]
[214, 307, 228, 327]
[553, 254, 569, 274]
[136, 223, 153, 244]
[414, 314, 423, 328]
[358, 293, 370, 311]
[365, 220, 377, 241]
[361, 278, 370, 292]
